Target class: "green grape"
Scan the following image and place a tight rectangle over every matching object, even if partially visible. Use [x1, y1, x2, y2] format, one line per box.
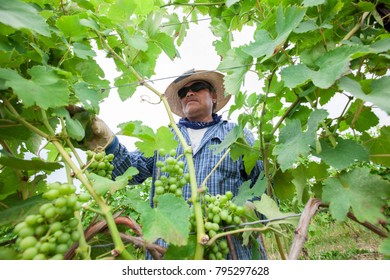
[225, 191, 233, 199]
[39, 242, 52, 254]
[212, 223, 220, 232]
[50, 254, 64, 260]
[43, 189, 60, 200]
[95, 152, 104, 161]
[33, 253, 47, 260]
[78, 192, 90, 203]
[49, 221, 62, 233]
[54, 197, 67, 208]
[219, 210, 229, 221]
[22, 247, 38, 260]
[166, 157, 176, 165]
[57, 232, 71, 244]
[175, 189, 183, 197]
[71, 231, 80, 242]
[212, 215, 221, 224]
[35, 225, 48, 237]
[219, 239, 228, 250]
[169, 184, 178, 192]
[204, 222, 213, 231]
[235, 206, 245, 216]
[19, 236, 38, 250]
[18, 226, 35, 238]
[158, 148, 167, 156]
[215, 252, 223, 260]
[44, 207, 57, 219]
[25, 215, 38, 227]
[169, 149, 177, 157]
[155, 186, 165, 195]
[233, 215, 242, 225]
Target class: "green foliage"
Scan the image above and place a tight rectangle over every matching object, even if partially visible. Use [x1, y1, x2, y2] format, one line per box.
[126, 190, 191, 246]
[322, 167, 390, 223]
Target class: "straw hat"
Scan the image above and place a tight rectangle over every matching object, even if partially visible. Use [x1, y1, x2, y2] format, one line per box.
[165, 69, 231, 117]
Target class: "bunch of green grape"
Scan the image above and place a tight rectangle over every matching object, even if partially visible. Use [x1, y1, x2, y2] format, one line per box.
[13, 182, 89, 260]
[153, 149, 190, 200]
[86, 150, 114, 179]
[190, 191, 247, 260]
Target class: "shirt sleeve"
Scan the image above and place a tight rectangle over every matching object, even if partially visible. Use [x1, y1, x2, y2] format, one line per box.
[106, 136, 154, 184]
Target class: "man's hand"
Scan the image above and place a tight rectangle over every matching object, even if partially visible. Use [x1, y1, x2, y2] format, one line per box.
[87, 116, 115, 151]
[66, 105, 114, 151]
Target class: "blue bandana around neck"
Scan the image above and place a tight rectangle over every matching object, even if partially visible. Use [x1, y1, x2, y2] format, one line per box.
[179, 113, 222, 129]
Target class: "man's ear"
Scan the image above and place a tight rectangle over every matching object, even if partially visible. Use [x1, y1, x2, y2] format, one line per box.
[211, 92, 217, 102]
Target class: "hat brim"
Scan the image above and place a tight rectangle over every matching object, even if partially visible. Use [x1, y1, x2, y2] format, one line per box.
[165, 70, 231, 117]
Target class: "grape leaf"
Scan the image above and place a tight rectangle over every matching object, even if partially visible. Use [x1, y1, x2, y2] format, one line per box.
[74, 82, 100, 114]
[0, 151, 62, 171]
[0, 167, 21, 201]
[322, 167, 390, 223]
[243, 5, 306, 61]
[164, 235, 197, 260]
[0, 0, 50, 36]
[107, 0, 136, 23]
[0, 120, 31, 140]
[314, 139, 369, 170]
[226, 0, 241, 8]
[114, 73, 138, 101]
[233, 176, 267, 206]
[218, 47, 253, 96]
[273, 169, 296, 201]
[303, 0, 326, 7]
[56, 14, 89, 41]
[291, 164, 309, 203]
[152, 32, 176, 60]
[253, 194, 299, 226]
[281, 45, 372, 89]
[344, 102, 379, 132]
[339, 76, 390, 114]
[0, 66, 69, 109]
[0, 194, 48, 225]
[273, 109, 328, 171]
[134, 0, 155, 16]
[53, 107, 85, 141]
[126, 190, 191, 246]
[72, 42, 96, 59]
[120, 122, 178, 158]
[210, 114, 250, 154]
[362, 126, 390, 167]
[89, 167, 139, 196]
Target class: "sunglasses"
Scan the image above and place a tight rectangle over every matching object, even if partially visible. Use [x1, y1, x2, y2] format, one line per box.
[178, 81, 213, 99]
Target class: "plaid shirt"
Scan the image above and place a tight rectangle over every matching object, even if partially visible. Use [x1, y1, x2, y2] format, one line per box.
[107, 120, 266, 260]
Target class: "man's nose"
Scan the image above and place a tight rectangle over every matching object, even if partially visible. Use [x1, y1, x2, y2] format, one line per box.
[186, 91, 195, 97]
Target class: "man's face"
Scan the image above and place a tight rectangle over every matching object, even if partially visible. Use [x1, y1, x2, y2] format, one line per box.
[179, 80, 216, 121]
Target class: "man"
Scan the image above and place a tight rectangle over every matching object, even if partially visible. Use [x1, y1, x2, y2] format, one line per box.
[87, 69, 266, 259]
